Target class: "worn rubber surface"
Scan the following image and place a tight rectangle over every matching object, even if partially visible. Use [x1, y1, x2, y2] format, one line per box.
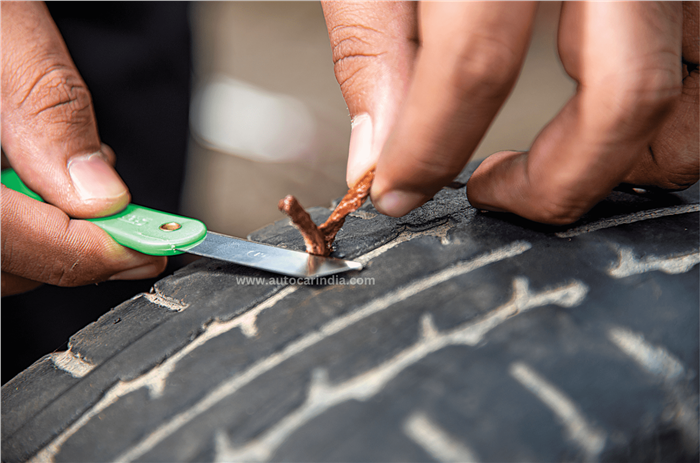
[3, 163, 699, 462]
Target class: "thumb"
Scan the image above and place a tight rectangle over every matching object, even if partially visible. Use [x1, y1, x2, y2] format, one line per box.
[1, 2, 128, 219]
[322, 1, 418, 187]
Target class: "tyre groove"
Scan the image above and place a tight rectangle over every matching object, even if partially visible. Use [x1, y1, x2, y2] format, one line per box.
[403, 412, 478, 462]
[607, 247, 700, 278]
[607, 327, 699, 450]
[509, 362, 606, 462]
[48, 351, 94, 379]
[112, 242, 532, 463]
[211, 277, 586, 462]
[555, 205, 699, 238]
[30, 240, 530, 463]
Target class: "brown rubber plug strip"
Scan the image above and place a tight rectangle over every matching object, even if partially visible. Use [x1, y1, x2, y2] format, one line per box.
[279, 170, 375, 256]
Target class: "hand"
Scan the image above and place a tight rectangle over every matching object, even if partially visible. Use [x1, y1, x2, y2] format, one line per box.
[1, 2, 166, 296]
[322, 2, 698, 224]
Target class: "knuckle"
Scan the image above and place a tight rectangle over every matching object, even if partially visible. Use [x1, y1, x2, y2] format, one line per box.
[529, 181, 590, 225]
[600, 68, 682, 123]
[20, 65, 94, 127]
[657, 176, 700, 191]
[532, 201, 585, 226]
[447, 36, 521, 100]
[329, 25, 389, 89]
[329, 24, 381, 62]
[650, 167, 700, 191]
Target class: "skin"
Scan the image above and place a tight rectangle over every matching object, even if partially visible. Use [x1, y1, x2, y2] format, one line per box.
[2, 2, 696, 295]
[322, 1, 699, 225]
[1, 2, 166, 296]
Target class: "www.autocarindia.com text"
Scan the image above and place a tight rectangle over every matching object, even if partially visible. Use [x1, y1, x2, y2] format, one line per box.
[235, 275, 375, 286]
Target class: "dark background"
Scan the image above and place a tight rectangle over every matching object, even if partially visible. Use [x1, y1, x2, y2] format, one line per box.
[2, 2, 192, 383]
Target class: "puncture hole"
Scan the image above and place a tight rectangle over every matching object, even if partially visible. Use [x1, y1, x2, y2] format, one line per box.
[160, 222, 182, 231]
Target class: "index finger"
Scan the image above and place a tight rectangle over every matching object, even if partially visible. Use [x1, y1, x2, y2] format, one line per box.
[371, 2, 537, 217]
[1, 186, 166, 294]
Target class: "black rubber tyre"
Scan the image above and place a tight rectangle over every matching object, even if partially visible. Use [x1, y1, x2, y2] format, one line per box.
[3, 163, 699, 462]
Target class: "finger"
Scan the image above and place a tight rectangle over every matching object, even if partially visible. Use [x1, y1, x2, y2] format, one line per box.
[1, 271, 42, 296]
[468, 2, 683, 224]
[369, 2, 537, 217]
[322, 1, 418, 187]
[1, 2, 129, 219]
[1, 186, 167, 294]
[622, 1, 699, 190]
[101, 143, 118, 167]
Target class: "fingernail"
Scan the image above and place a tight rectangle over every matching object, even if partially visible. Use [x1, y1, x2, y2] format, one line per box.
[374, 190, 426, 217]
[109, 264, 161, 281]
[69, 153, 128, 201]
[347, 114, 376, 187]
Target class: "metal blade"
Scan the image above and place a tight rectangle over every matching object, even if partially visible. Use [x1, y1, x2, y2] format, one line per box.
[179, 232, 363, 278]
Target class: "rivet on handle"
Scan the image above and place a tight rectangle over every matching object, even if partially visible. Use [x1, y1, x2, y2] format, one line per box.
[160, 222, 182, 231]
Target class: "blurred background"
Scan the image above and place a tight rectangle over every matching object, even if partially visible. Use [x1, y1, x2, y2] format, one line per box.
[184, 1, 576, 238]
[3, 1, 575, 383]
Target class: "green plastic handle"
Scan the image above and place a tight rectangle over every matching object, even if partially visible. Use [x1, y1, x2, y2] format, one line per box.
[1, 168, 207, 256]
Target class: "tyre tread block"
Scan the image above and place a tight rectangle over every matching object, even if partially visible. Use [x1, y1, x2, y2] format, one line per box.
[2, 164, 698, 462]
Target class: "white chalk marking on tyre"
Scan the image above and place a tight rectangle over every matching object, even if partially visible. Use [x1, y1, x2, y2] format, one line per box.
[608, 327, 699, 450]
[237, 222, 453, 337]
[235, 286, 299, 338]
[420, 312, 440, 340]
[236, 223, 457, 338]
[212, 279, 586, 462]
[556, 204, 699, 238]
[87, 242, 531, 463]
[509, 362, 606, 462]
[236, 224, 456, 338]
[38, 220, 456, 456]
[49, 351, 95, 379]
[402, 412, 479, 463]
[30, 241, 532, 463]
[607, 247, 700, 278]
[27, 285, 297, 463]
[357, 222, 454, 265]
[142, 287, 190, 312]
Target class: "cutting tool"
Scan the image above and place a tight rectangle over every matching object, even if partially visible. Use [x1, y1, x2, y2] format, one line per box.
[1, 169, 362, 278]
